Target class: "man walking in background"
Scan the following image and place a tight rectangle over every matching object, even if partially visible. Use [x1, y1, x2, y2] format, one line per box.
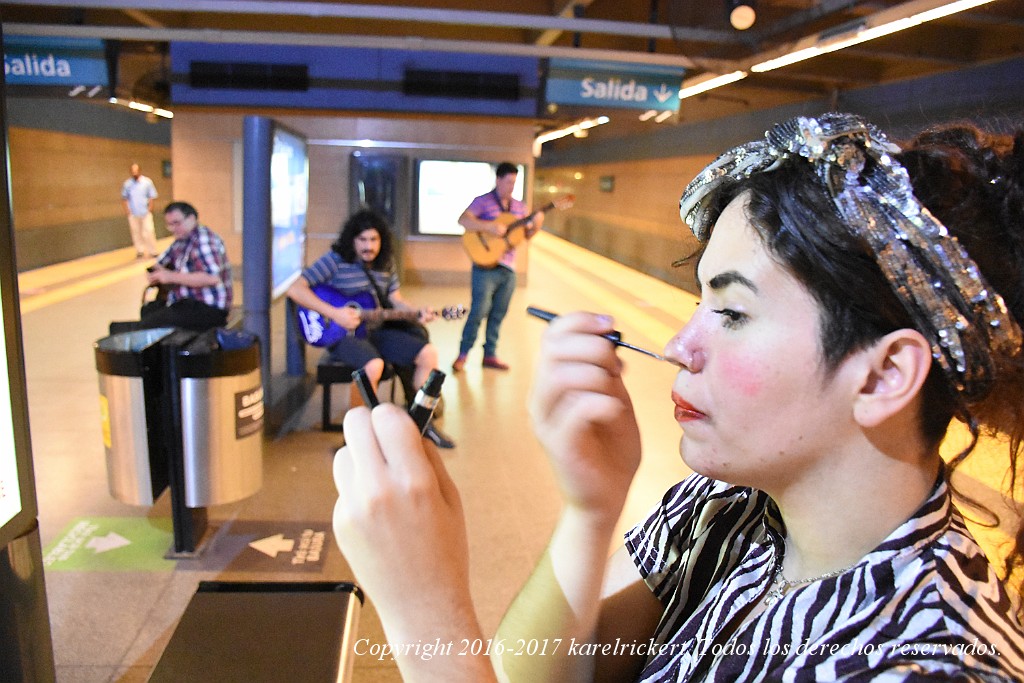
[121, 163, 158, 258]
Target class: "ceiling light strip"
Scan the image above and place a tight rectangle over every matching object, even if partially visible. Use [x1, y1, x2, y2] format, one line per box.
[677, 0, 997, 100]
[678, 70, 749, 99]
[750, 0, 998, 73]
[109, 97, 173, 118]
[533, 116, 609, 156]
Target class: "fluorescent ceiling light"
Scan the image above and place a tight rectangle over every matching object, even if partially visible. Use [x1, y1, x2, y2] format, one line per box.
[679, 70, 748, 99]
[108, 97, 173, 119]
[751, 46, 824, 73]
[752, 0, 997, 73]
[577, 116, 609, 130]
[533, 116, 610, 156]
[654, 110, 674, 123]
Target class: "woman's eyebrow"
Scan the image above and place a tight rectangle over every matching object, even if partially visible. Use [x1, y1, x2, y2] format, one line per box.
[707, 270, 758, 294]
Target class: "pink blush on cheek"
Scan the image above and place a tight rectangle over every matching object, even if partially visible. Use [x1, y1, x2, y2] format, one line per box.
[720, 355, 766, 397]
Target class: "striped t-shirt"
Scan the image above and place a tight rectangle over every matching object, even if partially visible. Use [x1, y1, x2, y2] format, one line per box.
[301, 251, 397, 302]
[625, 473, 1024, 681]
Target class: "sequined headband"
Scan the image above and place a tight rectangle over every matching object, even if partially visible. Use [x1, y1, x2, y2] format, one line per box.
[679, 112, 1021, 400]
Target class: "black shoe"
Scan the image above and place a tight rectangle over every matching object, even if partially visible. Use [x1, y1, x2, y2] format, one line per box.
[423, 423, 455, 449]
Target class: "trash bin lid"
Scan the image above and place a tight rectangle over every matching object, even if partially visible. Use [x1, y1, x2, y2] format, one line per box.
[177, 328, 261, 378]
[94, 327, 175, 376]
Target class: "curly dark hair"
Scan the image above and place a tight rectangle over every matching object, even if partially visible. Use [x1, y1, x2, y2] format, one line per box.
[331, 209, 395, 271]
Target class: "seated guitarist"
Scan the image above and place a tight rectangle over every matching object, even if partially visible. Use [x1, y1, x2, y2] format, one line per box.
[286, 209, 455, 449]
[453, 161, 543, 373]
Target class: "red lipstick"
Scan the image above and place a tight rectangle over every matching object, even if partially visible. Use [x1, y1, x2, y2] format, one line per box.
[672, 393, 706, 422]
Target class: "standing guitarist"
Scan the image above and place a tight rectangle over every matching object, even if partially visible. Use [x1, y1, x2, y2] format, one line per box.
[286, 209, 454, 448]
[453, 162, 543, 373]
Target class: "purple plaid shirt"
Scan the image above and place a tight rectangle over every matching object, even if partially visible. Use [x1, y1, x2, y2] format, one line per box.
[157, 225, 233, 310]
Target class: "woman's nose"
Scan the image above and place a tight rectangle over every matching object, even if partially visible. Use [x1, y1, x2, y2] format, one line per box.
[664, 326, 704, 373]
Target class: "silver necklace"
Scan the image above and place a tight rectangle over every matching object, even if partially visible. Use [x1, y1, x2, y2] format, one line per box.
[762, 561, 855, 607]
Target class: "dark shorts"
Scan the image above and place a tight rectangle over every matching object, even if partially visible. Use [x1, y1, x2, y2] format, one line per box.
[327, 324, 428, 368]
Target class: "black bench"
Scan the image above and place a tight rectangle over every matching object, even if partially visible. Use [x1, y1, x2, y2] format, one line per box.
[316, 357, 416, 431]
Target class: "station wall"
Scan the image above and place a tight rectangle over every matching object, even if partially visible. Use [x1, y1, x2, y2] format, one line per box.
[6, 97, 171, 271]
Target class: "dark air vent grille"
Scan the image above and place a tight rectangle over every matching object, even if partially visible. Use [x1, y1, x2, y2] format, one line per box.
[403, 69, 520, 100]
[189, 62, 309, 91]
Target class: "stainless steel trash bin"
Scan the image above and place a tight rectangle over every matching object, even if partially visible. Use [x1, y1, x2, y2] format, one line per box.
[94, 327, 175, 506]
[175, 329, 263, 507]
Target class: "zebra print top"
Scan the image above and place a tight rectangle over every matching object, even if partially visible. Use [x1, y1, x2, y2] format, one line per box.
[624, 473, 1024, 681]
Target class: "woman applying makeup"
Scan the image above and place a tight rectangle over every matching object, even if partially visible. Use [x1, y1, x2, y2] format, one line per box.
[332, 114, 1024, 681]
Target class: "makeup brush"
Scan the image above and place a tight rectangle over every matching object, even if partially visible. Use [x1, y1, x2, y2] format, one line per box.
[526, 306, 670, 363]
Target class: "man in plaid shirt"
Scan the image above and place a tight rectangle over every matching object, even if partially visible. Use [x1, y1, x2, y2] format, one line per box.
[139, 201, 233, 331]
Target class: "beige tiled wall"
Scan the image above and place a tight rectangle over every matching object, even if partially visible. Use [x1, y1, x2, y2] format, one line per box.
[10, 128, 171, 231]
[536, 155, 716, 294]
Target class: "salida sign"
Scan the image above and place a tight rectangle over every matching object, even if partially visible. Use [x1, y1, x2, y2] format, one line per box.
[579, 77, 674, 105]
[5, 53, 73, 79]
[3, 36, 108, 87]
[546, 58, 684, 112]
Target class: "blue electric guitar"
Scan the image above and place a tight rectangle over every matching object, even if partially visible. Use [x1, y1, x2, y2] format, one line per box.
[295, 285, 465, 347]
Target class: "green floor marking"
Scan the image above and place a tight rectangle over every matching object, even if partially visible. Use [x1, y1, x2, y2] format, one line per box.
[43, 517, 176, 571]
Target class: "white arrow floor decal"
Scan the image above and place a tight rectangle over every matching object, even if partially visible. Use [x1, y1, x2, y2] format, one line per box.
[86, 531, 131, 554]
[249, 533, 295, 558]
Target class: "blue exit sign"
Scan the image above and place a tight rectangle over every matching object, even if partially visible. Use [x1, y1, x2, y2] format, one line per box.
[3, 36, 108, 87]
[546, 59, 684, 112]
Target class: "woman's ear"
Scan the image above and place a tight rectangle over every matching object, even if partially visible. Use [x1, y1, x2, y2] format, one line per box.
[853, 329, 933, 428]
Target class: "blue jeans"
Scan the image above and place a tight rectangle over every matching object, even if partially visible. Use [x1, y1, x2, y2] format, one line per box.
[459, 265, 515, 357]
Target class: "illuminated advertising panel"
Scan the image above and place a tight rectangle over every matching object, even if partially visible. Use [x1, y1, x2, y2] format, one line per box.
[415, 160, 524, 236]
[0, 273, 20, 528]
[269, 126, 308, 299]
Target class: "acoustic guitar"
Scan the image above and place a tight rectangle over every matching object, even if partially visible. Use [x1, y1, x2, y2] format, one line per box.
[295, 285, 466, 348]
[461, 194, 574, 268]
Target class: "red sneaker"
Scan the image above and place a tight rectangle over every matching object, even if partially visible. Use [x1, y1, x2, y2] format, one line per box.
[482, 356, 510, 371]
[452, 354, 467, 373]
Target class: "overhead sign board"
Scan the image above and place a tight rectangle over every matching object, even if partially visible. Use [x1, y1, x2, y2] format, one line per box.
[3, 36, 108, 87]
[546, 58, 684, 112]
[172, 43, 539, 117]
